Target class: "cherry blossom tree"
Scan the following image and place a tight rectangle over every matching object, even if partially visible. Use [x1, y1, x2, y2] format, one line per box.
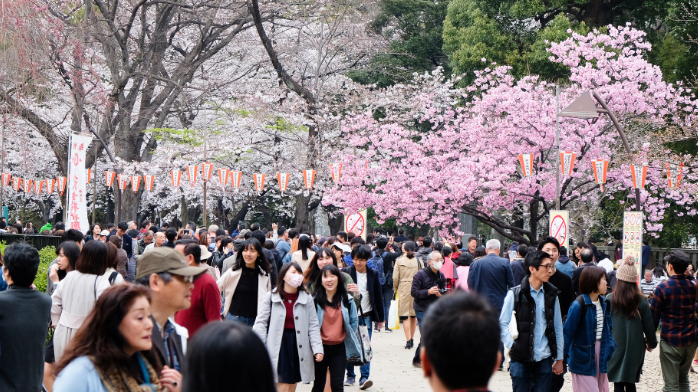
[324, 25, 698, 242]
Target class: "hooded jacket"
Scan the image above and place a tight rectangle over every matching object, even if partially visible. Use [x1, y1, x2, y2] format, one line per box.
[555, 255, 575, 278]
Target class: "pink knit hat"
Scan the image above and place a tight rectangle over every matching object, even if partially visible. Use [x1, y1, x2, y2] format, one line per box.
[616, 255, 638, 283]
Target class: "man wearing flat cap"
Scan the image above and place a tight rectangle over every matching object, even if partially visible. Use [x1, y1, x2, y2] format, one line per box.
[650, 250, 697, 391]
[136, 247, 208, 372]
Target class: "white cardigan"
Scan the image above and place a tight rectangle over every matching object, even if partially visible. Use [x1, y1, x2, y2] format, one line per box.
[217, 266, 271, 316]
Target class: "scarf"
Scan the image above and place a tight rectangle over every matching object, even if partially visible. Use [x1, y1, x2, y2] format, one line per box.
[93, 353, 164, 392]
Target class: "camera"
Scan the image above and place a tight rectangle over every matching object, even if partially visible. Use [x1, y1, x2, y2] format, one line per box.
[438, 288, 448, 295]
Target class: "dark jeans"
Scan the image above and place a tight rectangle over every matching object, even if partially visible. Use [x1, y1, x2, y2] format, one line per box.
[509, 357, 553, 392]
[413, 310, 425, 363]
[382, 287, 393, 329]
[226, 313, 255, 326]
[614, 382, 637, 392]
[312, 343, 347, 392]
[346, 314, 372, 380]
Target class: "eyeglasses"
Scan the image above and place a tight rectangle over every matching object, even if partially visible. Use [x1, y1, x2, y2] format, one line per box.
[538, 264, 555, 271]
[172, 274, 194, 283]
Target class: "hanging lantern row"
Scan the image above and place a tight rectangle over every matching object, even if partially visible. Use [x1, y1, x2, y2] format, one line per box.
[516, 154, 681, 190]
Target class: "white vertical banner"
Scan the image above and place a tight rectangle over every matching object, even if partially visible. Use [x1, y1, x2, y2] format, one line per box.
[66, 134, 92, 233]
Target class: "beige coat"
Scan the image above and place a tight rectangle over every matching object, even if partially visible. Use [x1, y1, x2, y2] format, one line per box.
[291, 250, 315, 272]
[217, 266, 271, 316]
[393, 255, 422, 317]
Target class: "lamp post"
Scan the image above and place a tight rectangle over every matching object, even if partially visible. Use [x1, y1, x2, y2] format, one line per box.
[558, 90, 642, 212]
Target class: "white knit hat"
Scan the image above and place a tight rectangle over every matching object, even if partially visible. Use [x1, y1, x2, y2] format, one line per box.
[616, 255, 638, 283]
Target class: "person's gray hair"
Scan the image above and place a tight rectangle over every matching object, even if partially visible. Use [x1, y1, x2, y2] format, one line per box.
[485, 239, 500, 251]
[135, 271, 172, 287]
[427, 251, 442, 261]
[645, 269, 653, 274]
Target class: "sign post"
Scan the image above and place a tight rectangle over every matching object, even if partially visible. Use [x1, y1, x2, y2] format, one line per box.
[549, 210, 569, 252]
[622, 211, 643, 284]
[344, 210, 367, 240]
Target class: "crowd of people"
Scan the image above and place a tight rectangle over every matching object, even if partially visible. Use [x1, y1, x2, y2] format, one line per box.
[0, 219, 696, 392]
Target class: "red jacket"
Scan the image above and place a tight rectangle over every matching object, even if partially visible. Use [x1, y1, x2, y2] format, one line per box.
[175, 272, 221, 336]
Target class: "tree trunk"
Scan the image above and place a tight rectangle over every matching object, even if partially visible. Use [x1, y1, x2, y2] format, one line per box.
[328, 212, 344, 235]
[529, 198, 539, 244]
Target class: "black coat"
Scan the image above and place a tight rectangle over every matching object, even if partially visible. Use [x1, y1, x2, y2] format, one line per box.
[548, 269, 574, 318]
[0, 286, 51, 391]
[511, 258, 527, 287]
[151, 316, 186, 369]
[342, 266, 385, 322]
[410, 267, 445, 313]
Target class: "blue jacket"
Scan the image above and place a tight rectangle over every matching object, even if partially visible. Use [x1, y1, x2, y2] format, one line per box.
[316, 296, 361, 360]
[276, 240, 291, 263]
[641, 245, 651, 267]
[467, 253, 516, 311]
[555, 256, 575, 278]
[563, 294, 615, 376]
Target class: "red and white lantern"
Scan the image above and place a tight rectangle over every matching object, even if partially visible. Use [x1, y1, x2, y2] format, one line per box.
[57, 177, 67, 195]
[277, 173, 290, 196]
[23, 179, 33, 193]
[667, 163, 684, 188]
[186, 165, 197, 187]
[218, 168, 229, 187]
[253, 173, 266, 195]
[303, 170, 315, 190]
[591, 159, 609, 192]
[12, 177, 21, 192]
[201, 162, 214, 182]
[229, 171, 242, 193]
[1, 173, 10, 187]
[518, 154, 534, 177]
[35, 180, 43, 195]
[144, 175, 155, 191]
[131, 176, 141, 193]
[117, 175, 128, 191]
[46, 179, 56, 194]
[630, 164, 647, 189]
[171, 170, 182, 187]
[560, 151, 577, 176]
[86, 169, 91, 184]
[105, 171, 116, 188]
[330, 163, 342, 184]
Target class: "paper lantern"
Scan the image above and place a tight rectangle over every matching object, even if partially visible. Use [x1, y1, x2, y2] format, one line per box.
[330, 163, 342, 183]
[560, 151, 577, 176]
[303, 170, 315, 189]
[171, 170, 182, 187]
[117, 174, 128, 191]
[277, 172, 290, 196]
[186, 165, 197, 187]
[201, 162, 214, 182]
[46, 179, 56, 194]
[86, 169, 91, 184]
[253, 173, 266, 194]
[105, 171, 116, 187]
[1, 173, 10, 187]
[34, 180, 43, 195]
[229, 171, 242, 193]
[667, 163, 684, 189]
[131, 176, 141, 192]
[517, 154, 534, 177]
[630, 164, 647, 189]
[57, 177, 66, 195]
[12, 177, 21, 191]
[218, 168, 229, 187]
[591, 159, 609, 192]
[23, 179, 33, 193]
[144, 175, 155, 191]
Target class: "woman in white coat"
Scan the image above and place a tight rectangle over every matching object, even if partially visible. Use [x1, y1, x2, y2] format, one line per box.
[218, 238, 273, 326]
[254, 262, 324, 392]
[51, 241, 111, 362]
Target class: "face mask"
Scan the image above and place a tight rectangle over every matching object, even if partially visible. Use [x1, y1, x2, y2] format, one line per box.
[433, 261, 443, 271]
[285, 273, 304, 288]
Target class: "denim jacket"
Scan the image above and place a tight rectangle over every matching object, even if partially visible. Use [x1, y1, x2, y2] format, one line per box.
[316, 294, 361, 361]
[563, 294, 616, 376]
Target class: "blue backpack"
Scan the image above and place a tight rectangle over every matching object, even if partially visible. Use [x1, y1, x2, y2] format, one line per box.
[368, 251, 386, 286]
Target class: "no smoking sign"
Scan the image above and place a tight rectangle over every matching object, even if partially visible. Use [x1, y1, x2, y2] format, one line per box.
[344, 210, 367, 240]
[549, 210, 569, 251]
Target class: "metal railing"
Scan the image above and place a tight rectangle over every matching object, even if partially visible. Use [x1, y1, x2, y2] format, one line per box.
[0, 234, 62, 250]
[596, 246, 698, 270]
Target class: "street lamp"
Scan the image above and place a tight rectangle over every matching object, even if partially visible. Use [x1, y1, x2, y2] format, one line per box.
[558, 90, 642, 212]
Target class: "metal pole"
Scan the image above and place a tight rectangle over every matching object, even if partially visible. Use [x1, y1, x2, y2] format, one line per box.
[92, 149, 97, 225]
[590, 90, 642, 212]
[555, 86, 561, 210]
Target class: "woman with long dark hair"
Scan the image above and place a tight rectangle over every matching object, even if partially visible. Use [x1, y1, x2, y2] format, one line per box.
[304, 248, 356, 298]
[53, 283, 182, 391]
[253, 262, 323, 392]
[291, 234, 315, 272]
[607, 256, 657, 392]
[182, 321, 276, 392]
[393, 241, 420, 349]
[51, 241, 110, 362]
[311, 265, 361, 392]
[217, 238, 272, 326]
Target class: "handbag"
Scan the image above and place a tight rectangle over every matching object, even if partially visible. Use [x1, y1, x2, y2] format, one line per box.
[347, 304, 373, 366]
[388, 298, 398, 330]
[509, 310, 519, 340]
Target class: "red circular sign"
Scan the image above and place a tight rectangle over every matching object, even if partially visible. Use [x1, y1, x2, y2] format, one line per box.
[345, 213, 365, 236]
[550, 215, 567, 246]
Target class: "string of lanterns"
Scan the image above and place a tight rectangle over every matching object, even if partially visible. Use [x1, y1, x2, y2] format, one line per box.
[517, 154, 683, 190]
[0, 162, 346, 197]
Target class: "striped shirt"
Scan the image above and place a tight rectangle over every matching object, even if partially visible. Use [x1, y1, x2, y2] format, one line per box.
[592, 300, 603, 340]
[650, 275, 697, 347]
[640, 278, 658, 296]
